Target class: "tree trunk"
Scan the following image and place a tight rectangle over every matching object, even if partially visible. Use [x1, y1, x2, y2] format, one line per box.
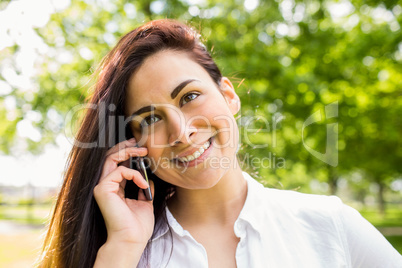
[356, 189, 366, 205]
[328, 167, 338, 195]
[377, 181, 386, 216]
[143, 1, 152, 18]
[329, 178, 338, 195]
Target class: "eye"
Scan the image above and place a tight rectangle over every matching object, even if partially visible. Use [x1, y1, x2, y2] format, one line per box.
[180, 92, 200, 106]
[141, 114, 162, 127]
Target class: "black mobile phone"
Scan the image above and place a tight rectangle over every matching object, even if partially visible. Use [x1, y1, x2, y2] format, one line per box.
[129, 157, 153, 201]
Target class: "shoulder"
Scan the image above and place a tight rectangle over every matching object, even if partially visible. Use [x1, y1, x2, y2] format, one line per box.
[263, 186, 342, 213]
[244, 172, 343, 216]
[242, 172, 352, 264]
[242, 172, 348, 238]
[264, 188, 344, 231]
[242, 173, 402, 266]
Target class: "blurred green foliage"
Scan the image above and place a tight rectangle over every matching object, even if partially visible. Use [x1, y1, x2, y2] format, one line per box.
[385, 236, 402, 254]
[0, 0, 401, 213]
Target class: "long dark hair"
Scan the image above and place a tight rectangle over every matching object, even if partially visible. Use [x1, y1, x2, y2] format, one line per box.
[37, 19, 222, 267]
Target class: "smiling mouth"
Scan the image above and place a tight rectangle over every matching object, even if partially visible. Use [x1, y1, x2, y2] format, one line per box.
[174, 137, 213, 163]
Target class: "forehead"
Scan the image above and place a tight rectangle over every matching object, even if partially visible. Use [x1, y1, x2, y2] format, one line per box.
[126, 50, 214, 111]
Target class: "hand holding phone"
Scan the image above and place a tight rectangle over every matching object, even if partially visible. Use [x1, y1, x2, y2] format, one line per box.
[95, 139, 154, 247]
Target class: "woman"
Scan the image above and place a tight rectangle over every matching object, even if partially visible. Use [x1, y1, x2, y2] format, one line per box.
[38, 19, 401, 267]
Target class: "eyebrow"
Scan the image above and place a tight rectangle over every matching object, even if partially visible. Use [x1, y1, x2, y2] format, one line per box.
[170, 79, 198, 99]
[130, 79, 199, 118]
[130, 105, 155, 118]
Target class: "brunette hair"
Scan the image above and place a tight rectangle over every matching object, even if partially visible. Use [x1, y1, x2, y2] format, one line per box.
[37, 19, 222, 267]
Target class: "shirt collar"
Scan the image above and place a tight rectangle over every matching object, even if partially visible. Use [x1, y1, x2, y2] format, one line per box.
[151, 172, 266, 241]
[151, 213, 170, 241]
[237, 171, 266, 233]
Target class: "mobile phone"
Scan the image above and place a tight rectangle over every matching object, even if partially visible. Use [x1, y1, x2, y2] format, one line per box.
[130, 156, 153, 201]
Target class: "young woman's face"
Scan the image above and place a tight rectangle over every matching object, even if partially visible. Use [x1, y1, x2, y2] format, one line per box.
[125, 50, 240, 189]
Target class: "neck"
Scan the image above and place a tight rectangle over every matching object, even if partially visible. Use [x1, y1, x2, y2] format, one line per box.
[168, 160, 247, 226]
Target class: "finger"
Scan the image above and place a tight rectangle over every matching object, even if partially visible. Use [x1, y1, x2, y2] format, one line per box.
[107, 147, 148, 164]
[119, 178, 127, 191]
[100, 166, 149, 189]
[101, 147, 148, 178]
[137, 180, 154, 202]
[106, 138, 137, 157]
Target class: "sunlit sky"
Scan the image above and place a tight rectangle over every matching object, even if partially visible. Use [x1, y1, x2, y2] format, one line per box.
[0, 0, 400, 188]
[0, 0, 71, 188]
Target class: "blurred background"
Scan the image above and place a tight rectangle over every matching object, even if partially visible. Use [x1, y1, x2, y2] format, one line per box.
[0, 0, 401, 266]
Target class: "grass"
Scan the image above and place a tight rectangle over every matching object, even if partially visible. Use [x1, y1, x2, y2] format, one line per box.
[0, 204, 50, 267]
[0, 230, 44, 267]
[359, 207, 402, 228]
[0, 203, 52, 225]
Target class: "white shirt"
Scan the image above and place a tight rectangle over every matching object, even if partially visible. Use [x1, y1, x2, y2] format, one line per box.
[141, 172, 402, 267]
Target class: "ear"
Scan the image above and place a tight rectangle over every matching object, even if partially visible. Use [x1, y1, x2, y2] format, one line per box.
[220, 77, 241, 115]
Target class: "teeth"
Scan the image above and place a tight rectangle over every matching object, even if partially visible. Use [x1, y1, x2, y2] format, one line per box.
[202, 141, 210, 149]
[177, 139, 211, 162]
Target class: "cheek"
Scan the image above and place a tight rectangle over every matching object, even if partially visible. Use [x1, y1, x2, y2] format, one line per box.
[145, 131, 170, 168]
[209, 108, 239, 149]
[145, 132, 164, 147]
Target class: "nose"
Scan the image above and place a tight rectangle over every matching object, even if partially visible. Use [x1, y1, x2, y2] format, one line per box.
[167, 114, 197, 146]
